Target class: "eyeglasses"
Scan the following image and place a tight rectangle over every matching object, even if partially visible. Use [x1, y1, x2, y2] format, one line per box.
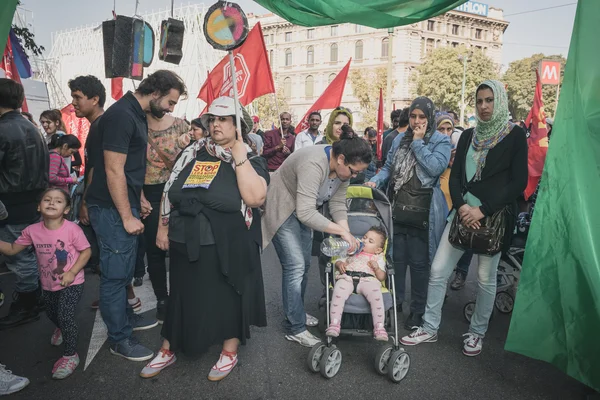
[334, 106, 352, 113]
[347, 164, 359, 177]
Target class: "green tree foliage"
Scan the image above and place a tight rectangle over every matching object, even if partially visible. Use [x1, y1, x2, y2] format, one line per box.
[412, 45, 498, 115]
[349, 67, 394, 129]
[502, 53, 566, 121]
[254, 89, 290, 130]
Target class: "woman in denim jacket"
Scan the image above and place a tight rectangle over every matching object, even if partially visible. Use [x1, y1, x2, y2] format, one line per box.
[366, 97, 451, 330]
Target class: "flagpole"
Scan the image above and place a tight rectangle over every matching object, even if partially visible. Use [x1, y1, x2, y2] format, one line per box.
[228, 51, 242, 139]
[271, 92, 284, 139]
[554, 84, 560, 118]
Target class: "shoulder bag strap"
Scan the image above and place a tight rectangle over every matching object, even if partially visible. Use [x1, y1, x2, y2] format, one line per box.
[147, 134, 175, 172]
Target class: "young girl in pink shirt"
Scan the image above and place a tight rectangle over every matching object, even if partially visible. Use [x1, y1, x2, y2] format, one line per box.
[0, 188, 90, 380]
[326, 227, 389, 341]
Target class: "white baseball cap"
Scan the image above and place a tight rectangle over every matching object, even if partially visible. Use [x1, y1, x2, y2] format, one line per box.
[200, 96, 251, 133]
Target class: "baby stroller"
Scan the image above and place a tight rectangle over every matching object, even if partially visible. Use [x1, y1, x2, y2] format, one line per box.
[307, 185, 410, 383]
[463, 212, 529, 322]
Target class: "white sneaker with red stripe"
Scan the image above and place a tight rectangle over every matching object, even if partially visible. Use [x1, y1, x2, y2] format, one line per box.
[140, 348, 177, 378]
[50, 328, 63, 346]
[207, 351, 238, 382]
[400, 326, 438, 346]
[52, 354, 79, 379]
[462, 333, 483, 356]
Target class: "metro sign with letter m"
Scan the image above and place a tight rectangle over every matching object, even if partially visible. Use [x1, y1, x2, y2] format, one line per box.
[540, 60, 561, 85]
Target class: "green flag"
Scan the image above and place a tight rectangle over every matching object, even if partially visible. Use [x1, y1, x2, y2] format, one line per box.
[505, 0, 600, 392]
[253, 0, 467, 28]
[0, 0, 18, 50]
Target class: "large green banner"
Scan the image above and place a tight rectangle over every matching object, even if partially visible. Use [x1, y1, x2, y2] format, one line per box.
[505, 0, 600, 392]
[0, 0, 18, 50]
[253, 0, 467, 28]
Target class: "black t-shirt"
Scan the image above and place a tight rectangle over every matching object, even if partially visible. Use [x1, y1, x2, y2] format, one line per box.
[84, 116, 102, 186]
[85, 92, 148, 209]
[168, 148, 269, 244]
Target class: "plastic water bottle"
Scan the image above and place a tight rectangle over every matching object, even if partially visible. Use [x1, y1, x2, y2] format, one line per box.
[320, 237, 364, 257]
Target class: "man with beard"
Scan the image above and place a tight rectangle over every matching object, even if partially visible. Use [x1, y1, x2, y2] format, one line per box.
[294, 112, 323, 149]
[263, 112, 295, 172]
[85, 70, 187, 362]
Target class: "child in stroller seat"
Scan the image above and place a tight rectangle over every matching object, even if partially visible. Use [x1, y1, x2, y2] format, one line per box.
[326, 227, 388, 341]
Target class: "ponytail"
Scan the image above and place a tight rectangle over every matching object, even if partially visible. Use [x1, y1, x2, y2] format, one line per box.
[332, 125, 372, 165]
[50, 134, 81, 150]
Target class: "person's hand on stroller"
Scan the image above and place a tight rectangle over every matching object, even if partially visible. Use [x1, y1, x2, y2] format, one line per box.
[335, 260, 348, 274]
[364, 181, 376, 189]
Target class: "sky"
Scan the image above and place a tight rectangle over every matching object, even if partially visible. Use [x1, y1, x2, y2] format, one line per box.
[16, 0, 577, 69]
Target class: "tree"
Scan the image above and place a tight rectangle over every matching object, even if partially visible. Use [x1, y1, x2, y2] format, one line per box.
[412, 45, 498, 116]
[11, 0, 45, 57]
[253, 89, 290, 131]
[349, 67, 394, 129]
[502, 53, 566, 121]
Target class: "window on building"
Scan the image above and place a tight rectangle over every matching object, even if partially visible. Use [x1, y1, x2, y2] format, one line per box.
[328, 73, 336, 84]
[330, 43, 338, 62]
[426, 38, 434, 54]
[355, 24, 363, 33]
[263, 35, 270, 44]
[307, 29, 314, 39]
[451, 42, 459, 48]
[285, 48, 292, 66]
[452, 24, 459, 35]
[305, 75, 314, 99]
[283, 77, 292, 100]
[307, 46, 314, 65]
[285, 32, 292, 42]
[331, 25, 338, 36]
[427, 20, 435, 31]
[381, 37, 389, 58]
[475, 29, 482, 39]
[269, 50, 274, 66]
[355, 40, 363, 60]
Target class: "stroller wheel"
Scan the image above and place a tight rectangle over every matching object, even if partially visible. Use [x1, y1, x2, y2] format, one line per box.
[463, 302, 476, 323]
[495, 291, 515, 314]
[374, 344, 394, 375]
[307, 343, 326, 373]
[320, 346, 342, 379]
[387, 350, 410, 383]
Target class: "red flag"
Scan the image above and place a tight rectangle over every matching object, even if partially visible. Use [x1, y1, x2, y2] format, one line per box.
[1, 36, 28, 112]
[524, 69, 549, 200]
[376, 88, 384, 160]
[111, 77, 123, 100]
[198, 22, 275, 106]
[61, 104, 91, 175]
[297, 59, 352, 132]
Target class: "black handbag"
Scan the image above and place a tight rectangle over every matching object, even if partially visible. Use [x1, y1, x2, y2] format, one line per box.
[391, 173, 432, 230]
[448, 207, 507, 255]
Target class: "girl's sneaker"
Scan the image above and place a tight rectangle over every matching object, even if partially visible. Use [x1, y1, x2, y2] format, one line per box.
[51, 328, 63, 346]
[325, 323, 341, 337]
[140, 348, 177, 378]
[52, 354, 79, 379]
[373, 324, 389, 341]
[207, 351, 238, 381]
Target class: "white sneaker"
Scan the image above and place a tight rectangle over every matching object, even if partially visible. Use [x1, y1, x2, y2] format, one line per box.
[462, 333, 483, 356]
[0, 364, 30, 396]
[285, 330, 321, 347]
[305, 313, 319, 327]
[400, 326, 438, 346]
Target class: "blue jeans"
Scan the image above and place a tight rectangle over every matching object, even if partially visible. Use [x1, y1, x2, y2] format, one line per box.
[272, 213, 313, 335]
[0, 223, 39, 293]
[393, 232, 430, 314]
[423, 223, 501, 337]
[88, 206, 139, 344]
[456, 249, 474, 276]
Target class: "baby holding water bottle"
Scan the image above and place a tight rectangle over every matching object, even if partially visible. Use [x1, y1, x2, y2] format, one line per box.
[326, 226, 388, 341]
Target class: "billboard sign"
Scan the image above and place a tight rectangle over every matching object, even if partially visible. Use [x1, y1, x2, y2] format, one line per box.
[455, 1, 489, 17]
[540, 60, 561, 85]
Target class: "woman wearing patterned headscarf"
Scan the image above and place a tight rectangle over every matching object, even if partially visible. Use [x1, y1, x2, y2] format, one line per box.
[367, 96, 451, 330]
[401, 80, 528, 357]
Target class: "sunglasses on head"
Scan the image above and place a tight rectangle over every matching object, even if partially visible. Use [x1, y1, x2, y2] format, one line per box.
[334, 106, 352, 113]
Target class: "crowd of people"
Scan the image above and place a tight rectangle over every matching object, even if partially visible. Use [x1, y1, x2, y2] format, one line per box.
[0, 70, 528, 395]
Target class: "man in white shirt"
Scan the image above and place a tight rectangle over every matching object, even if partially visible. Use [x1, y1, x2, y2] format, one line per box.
[294, 112, 323, 150]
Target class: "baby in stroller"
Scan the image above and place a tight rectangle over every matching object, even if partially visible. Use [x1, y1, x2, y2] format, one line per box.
[326, 227, 389, 341]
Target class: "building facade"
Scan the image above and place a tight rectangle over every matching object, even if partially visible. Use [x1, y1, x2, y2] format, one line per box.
[249, 2, 508, 127]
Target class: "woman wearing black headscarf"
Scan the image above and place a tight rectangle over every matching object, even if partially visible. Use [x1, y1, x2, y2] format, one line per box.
[366, 97, 451, 329]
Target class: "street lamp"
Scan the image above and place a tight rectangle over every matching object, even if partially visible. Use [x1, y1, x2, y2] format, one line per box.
[458, 51, 472, 127]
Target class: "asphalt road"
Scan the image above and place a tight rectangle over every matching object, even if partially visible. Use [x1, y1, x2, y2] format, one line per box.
[0, 247, 591, 400]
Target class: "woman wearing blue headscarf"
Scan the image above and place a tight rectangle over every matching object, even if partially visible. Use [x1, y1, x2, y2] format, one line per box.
[366, 96, 451, 330]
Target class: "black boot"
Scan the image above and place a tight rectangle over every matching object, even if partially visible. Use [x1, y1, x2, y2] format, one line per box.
[0, 290, 40, 330]
[403, 312, 424, 331]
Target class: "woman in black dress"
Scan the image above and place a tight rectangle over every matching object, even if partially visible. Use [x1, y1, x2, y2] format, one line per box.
[140, 97, 269, 381]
